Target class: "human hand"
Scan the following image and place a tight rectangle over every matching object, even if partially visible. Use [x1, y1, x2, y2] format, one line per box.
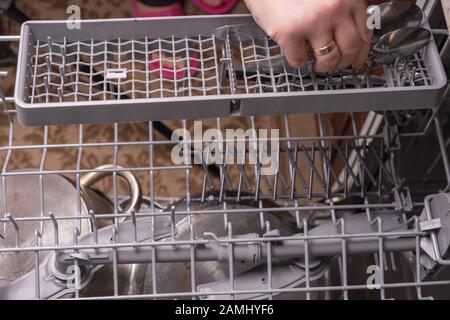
[244, 0, 372, 73]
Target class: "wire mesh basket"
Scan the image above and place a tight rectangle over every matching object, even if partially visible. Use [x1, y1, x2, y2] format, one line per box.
[1, 93, 450, 299]
[14, 14, 447, 126]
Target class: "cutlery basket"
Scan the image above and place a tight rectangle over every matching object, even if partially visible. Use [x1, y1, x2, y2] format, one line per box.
[14, 14, 447, 126]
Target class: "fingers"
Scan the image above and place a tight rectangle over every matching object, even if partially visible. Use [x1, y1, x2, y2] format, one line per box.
[281, 36, 309, 68]
[352, 0, 372, 44]
[351, 2, 372, 71]
[352, 40, 371, 71]
[308, 31, 341, 73]
[334, 18, 362, 70]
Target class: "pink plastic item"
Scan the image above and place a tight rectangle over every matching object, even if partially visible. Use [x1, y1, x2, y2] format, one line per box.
[132, 0, 183, 17]
[192, 0, 238, 14]
[149, 51, 201, 80]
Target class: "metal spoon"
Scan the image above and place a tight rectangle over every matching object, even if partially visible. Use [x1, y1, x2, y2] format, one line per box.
[372, 1, 423, 43]
[372, 27, 432, 65]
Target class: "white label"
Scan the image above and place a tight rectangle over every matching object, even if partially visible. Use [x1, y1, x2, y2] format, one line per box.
[105, 68, 127, 80]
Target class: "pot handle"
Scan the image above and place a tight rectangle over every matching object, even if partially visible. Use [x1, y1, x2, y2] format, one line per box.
[80, 165, 142, 214]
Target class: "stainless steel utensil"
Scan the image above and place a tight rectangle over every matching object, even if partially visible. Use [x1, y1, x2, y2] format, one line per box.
[372, 27, 432, 65]
[372, 1, 423, 42]
[0, 165, 141, 288]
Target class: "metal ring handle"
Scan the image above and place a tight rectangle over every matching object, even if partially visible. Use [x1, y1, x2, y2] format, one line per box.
[80, 165, 142, 214]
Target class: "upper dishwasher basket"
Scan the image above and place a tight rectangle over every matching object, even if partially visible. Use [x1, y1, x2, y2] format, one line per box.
[14, 14, 447, 126]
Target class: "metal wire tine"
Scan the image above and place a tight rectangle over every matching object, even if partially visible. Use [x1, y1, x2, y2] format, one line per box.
[236, 146, 252, 189]
[376, 217, 386, 299]
[307, 149, 315, 200]
[218, 162, 227, 202]
[336, 218, 349, 300]
[272, 140, 289, 201]
[34, 229, 42, 300]
[227, 221, 235, 300]
[236, 169, 243, 202]
[300, 143, 325, 188]
[189, 214, 196, 296]
[258, 200, 266, 231]
[369, 144, 396, 186]
[302, 218, 311, 300]
[7, 213, 20, 252]
[201, 165, 208, 203]
[70, 71, 76, 94]
[318, 143, 342, 188]
[222, 201, 229, 233]
[43, 76, 49, 97]
[48, 211, 59, 247]
[294, 199, 302, 230]
[46, 36, 53, 52]
[289, 143, 308, 191]
[254, 164, 261, 201]
[201, 153, 215, 191]
[45, 55, 51, 74]
[170, 205, 176, 245]
[111, 226, 119, 296]
[289, 147, 297, 200]
[335, 142, 360, 188]
[88, 210, 99, 253]
[234, 138, 251, 201]
[278, 167, 289, 190]
[263, 220, 273, 300]
[257, 154, 272, 193]
[57, 87, 64, 102]
[272, 167, 279, 201]
[361, 139, 368, 198]
[73, 226, 81, 244]
[220, 145, 234, 191]
[350, 142, 378, 187]
[70, 226, 82, 299]
[130, 208, 139, 249]
[59, 65, 65, 81]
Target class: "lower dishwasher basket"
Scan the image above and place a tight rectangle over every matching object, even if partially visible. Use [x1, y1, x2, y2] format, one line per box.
[0, 99, 449, 299]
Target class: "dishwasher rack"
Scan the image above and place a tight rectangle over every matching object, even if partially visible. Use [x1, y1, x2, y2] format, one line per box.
[14, 14, 447, 125]
[2, 5, 450, 300]
[1, 86, 450, 299]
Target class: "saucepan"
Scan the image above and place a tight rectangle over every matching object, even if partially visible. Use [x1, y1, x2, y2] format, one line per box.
[0, 165, 141, 289]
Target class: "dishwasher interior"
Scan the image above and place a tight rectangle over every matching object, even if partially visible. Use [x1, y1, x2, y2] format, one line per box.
[1, 0, 450, 300]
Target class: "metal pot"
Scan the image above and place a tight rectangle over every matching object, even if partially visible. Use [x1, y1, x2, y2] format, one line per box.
[0, 165, 141, 288]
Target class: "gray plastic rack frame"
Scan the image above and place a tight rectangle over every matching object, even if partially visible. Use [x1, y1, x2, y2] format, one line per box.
[14, 14, 447, 126]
